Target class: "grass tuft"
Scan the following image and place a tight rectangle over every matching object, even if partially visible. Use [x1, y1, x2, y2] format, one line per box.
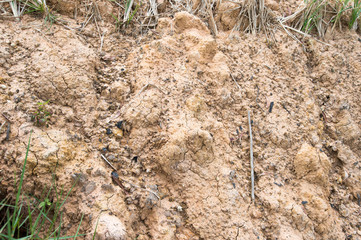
[349, 0, 361, 29]
[9, 0, 22, 19]
[110, 0, 140, 30]
[282, 0, 361, 39]
[23, 0, 58, 25]
[0, 131, 85, 239]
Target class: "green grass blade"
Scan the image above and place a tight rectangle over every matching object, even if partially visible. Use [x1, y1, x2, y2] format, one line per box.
[6, 208, 12, 238]
[0, 208, 13, 234]
[73, 213, 84, 240]
[48, 234, 86, 240]
[12, 131, 32, 233]
[46, 211, 63, 239]
[92, 214, 100, 240]
[59, 178, 79, 210]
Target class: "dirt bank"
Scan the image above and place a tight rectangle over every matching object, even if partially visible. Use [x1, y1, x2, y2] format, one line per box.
[0, 1, 360, 239]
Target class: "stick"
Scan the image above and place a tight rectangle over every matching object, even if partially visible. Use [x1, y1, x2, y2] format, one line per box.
[101, 154, 117, 171]
[2, 113, 11, 122]
[0, 121, 5, 133]
[248, 110, 255, 202]
[230, 74, 241, 90]
[135, 83, 166, 98]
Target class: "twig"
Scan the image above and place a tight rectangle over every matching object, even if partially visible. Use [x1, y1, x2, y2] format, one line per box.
[99, 31, 105, 52]
[0, 121, 6, 132]
[282, 103, 291, 115]
[269, 102, 274, 113]
[208, 1, 218, 36]
[279, 22, 331, 46]
[248, 110, 255, 202]
[230, 74, 241, 90]
[135, 83, 166, 98]
[101, 154, 117, 171]
[80, 13, 93, 32]
[2, 113, 11, 122]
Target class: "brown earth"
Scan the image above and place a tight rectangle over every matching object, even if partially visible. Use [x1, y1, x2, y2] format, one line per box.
[0, 1, 361, 240]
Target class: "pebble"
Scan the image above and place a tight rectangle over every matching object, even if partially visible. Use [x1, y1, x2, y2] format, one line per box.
[94, 169, 106, 177]
[106, 128, 112, 135]
[339, 204, 349, 217]
[83, 182, 96, 195]
[113, 128, 123, 138]
[94, 214, 127, 240]
[116, 121, 123, 129]
[101, 184, 115, 193]
[0, 84, 6, 89]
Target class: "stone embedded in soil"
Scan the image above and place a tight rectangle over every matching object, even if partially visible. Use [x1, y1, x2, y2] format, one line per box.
[83, 181, 97, 195]
[334, 142, 358, 165]
[110, 80, 130, 102]
[294, 143, 331, 187]
[159, 127, 214, 176]
[123, 91, 162, 128]
[93, 214, 127, 240]
[334, 110, 361, 142]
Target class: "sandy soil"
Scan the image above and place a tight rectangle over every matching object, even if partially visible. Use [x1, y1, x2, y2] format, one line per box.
[0, 1, 360, 239]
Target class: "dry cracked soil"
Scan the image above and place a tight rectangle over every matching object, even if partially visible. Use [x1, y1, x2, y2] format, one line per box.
[0, 0, 360, 239]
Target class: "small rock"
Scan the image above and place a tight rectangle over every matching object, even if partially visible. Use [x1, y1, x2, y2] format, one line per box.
[0, 84, 6, 89]
[107, 155, 116, 161]
[294, 143, 331, 187]
[72, 173, 87, 185]
[310, 134, 319, 146]
[110, 81, 130, 102]
[101, 184, 115, 193]
[93, 214, 127, 240]
[113, 128, 123, 138]
[339, 204, 349, 217]
[106, 128, 113, 135]
[83, 182, 96, 195]
[116, 121, 123, 129]
[337, 144, 357, 164]
[94, 169, 106, 177]
[176, 205, 183, 212]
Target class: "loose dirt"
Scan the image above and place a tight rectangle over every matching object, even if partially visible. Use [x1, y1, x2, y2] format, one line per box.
[0, 1, 360, 240]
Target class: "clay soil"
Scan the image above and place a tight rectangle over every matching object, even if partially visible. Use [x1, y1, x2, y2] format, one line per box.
[0, 0, 360, 239]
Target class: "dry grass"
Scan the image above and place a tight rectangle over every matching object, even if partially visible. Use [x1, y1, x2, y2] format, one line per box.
[279, 0, 361, 39]
[231, 0, 275, 34]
